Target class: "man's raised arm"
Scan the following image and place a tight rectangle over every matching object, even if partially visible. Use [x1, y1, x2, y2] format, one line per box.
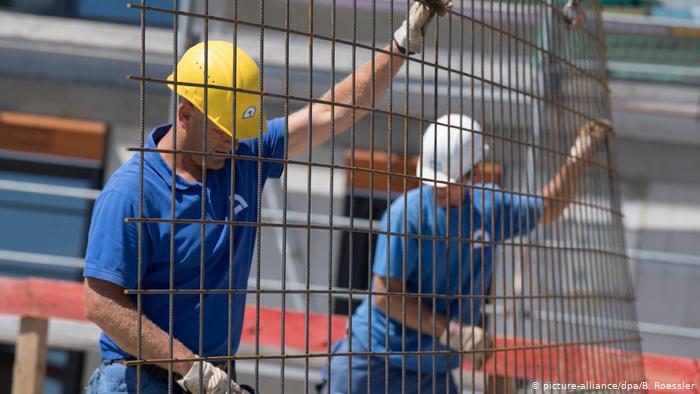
[539, 119, 613, 224]
[286, 0, 453, 157]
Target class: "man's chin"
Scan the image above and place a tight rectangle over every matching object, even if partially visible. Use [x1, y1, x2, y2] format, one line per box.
[206, 159, 227, 170]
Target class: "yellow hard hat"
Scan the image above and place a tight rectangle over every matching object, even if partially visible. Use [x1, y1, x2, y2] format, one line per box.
[167, 41, 266, 139]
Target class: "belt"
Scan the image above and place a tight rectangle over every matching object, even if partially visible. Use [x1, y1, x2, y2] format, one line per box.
[108, 359, 256, 393]
[107, 358, 182, 385]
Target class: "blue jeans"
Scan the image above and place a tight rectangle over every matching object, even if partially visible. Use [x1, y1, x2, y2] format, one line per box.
[323, 338, 458, 394]
[85, 361, 184, 393]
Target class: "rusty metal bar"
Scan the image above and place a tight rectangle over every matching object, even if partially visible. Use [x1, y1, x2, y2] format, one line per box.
[121, 0, 644, 392]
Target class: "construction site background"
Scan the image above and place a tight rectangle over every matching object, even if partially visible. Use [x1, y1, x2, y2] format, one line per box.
[0, 0, 698, 392]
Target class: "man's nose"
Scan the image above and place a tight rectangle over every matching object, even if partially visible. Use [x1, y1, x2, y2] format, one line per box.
[221, 138, 238, 151]
[214, 130, 236, 149]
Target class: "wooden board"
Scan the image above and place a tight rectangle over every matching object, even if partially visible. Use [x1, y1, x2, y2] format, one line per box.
[344, 149, 502, 193]
[0, 112, 107, 161]
[11, 316, 48, 394]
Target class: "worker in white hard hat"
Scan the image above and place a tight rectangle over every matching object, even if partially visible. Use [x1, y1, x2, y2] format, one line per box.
[323, 113, 612, 393]
[82, 1, 454, 393]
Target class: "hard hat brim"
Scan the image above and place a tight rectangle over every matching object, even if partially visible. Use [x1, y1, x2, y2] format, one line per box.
[167, 72, 267, 139]
[416, 160, 456, 188]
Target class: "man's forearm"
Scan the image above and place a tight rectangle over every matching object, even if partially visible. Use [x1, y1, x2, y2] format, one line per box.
[540, 157, 583, 224]
[382, 294, 449, 337]
[101, 304, 195, 375]
[320, 43, 405, 131]
[540, 119, 612, 224]
[287, 43, 405, 156]
[84, 279, 195, 376]
[373, 276, 449, 337]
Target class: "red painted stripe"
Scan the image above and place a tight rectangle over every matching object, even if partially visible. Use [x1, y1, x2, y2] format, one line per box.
[475, 336, 644, 384]
[643, 356, 700, 394]
[242, 305, 347, 353]
[0, 277, 86, 321]
[0, 276, 697, 393]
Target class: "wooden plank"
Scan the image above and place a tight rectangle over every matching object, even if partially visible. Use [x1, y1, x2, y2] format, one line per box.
[11, 316, 49, 394]
[344, 150, 421, 193]
[344, 149, 503, 193]
[0, 111, 107, 161]
[484, 374, 517, 394]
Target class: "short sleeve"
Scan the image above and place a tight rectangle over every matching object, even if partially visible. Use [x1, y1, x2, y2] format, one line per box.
[83, 190, 148, 289]
[235, 117, 286, 180]
[372, 198, 418, 280]
[496, 190, 543, 240]
[261, 117, 286, 179]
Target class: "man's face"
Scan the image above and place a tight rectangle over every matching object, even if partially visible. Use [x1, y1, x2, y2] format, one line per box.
[434, 173, 470, 208]
[181, 102, 238, 170]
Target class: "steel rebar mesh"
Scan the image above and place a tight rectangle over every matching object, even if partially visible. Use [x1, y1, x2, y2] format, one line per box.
[122, 0, 644, 392]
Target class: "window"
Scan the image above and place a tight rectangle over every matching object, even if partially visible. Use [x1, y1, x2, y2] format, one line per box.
[0, 166, 95, 281]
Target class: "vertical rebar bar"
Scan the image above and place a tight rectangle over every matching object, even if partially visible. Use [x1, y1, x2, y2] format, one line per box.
[127, 1, 646, 392]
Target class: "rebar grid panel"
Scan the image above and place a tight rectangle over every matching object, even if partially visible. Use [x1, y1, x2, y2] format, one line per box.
[119, 0, 643, 392]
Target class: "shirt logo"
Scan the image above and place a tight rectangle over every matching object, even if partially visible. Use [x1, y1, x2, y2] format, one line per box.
[233, 194, 248, 215]
[242, 106, 256, 119]
[434, 159, 444, 172]
[426, 158, 442, 173]
[472, 229, 491, 249]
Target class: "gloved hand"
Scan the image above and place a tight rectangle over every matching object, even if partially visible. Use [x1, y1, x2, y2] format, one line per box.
[569, 119, 612, 163]
[562, 0, 586, 30]
[393, 0, 454, 54]
[438, 322, 492, 369]
[176, 361, 243, 394]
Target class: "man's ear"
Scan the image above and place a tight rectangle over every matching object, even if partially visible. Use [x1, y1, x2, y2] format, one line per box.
[177, 100, 194, 129]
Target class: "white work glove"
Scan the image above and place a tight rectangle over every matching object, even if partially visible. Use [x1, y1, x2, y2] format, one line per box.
[569, 119, 612, 163]
[562, 0, 586, 30]
[393, 0, 454, 54]
[176, 361, 243, 394]
[438, 322, 492, 369]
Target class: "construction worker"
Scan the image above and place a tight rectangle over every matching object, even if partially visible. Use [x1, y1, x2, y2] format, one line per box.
[323, 113, 612, 393]
[82, 1, 452, 393]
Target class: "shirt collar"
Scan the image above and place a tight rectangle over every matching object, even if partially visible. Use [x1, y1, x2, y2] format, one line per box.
[423, 183, 473, 213]
[144, 124, 212, 191]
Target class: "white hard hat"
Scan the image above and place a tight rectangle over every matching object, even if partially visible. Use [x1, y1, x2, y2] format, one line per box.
[417, 113, 487, 188]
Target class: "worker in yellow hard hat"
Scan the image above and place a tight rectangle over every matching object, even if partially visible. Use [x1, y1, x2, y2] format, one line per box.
[83, 1, 454, 393]
[166, 41, 268, 143]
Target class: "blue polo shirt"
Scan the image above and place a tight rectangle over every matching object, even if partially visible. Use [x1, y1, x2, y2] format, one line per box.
[84, 118, 286, 360]
[349, 184, 542, 373]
